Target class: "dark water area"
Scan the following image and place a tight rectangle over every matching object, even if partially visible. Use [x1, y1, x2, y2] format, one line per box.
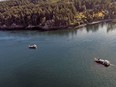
[0, 23, 116, 87]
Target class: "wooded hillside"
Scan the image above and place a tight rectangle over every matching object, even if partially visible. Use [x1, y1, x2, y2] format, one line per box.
[0, 0, 116, 29]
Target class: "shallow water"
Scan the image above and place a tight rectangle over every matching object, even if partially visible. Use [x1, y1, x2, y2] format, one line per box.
[0, 23, 116, 87]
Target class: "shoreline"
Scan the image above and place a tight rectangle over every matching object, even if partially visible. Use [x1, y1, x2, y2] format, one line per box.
[0, 19, 113, 31]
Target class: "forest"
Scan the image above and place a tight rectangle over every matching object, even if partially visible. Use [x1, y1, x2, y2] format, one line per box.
[0, 0, 116, 30]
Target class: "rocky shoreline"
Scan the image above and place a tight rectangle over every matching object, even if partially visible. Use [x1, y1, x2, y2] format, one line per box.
[0, 19, 113, 31]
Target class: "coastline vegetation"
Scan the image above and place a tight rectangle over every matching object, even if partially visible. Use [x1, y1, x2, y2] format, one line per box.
[0, 0, 116, 30]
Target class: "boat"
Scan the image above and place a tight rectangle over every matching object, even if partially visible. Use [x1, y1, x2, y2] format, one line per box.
[94, 58, 110, 67]
[28, 44, 37, 49]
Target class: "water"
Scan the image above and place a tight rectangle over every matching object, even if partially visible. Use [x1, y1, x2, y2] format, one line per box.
[0, 23, 116, 87]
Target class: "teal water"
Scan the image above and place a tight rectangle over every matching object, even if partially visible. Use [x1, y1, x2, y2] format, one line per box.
[0, 23, 116, 87]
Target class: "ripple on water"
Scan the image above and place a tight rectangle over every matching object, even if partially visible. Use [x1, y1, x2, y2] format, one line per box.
[90, 62, 116, 87]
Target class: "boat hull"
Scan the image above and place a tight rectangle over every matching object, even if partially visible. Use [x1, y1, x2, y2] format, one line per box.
[28, 44, 37, 49]
[94, 58, 110, 67]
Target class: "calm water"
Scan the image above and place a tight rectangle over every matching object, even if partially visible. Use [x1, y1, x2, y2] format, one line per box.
[0, 23, 116, 87]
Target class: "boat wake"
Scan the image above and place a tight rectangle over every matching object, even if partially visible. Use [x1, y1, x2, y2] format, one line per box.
[110, 64, 115, 66]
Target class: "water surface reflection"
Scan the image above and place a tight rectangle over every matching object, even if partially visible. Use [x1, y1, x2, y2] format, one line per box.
[0, 23, 116, 87]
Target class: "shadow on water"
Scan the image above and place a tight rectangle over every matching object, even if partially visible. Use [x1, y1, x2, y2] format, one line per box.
[0, 29, 76, 37]
[86, 24, 99, 32]
[86, 23, 107, 32]
[107, 23, 116, 33]
[0, 22, 116, 38]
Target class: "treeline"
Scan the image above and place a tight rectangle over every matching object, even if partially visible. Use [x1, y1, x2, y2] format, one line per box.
[0, 0, 116, 29]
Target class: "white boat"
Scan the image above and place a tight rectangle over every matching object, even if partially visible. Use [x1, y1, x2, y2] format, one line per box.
[28, 44, 37, 49]
[94, 58, 110, 67]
